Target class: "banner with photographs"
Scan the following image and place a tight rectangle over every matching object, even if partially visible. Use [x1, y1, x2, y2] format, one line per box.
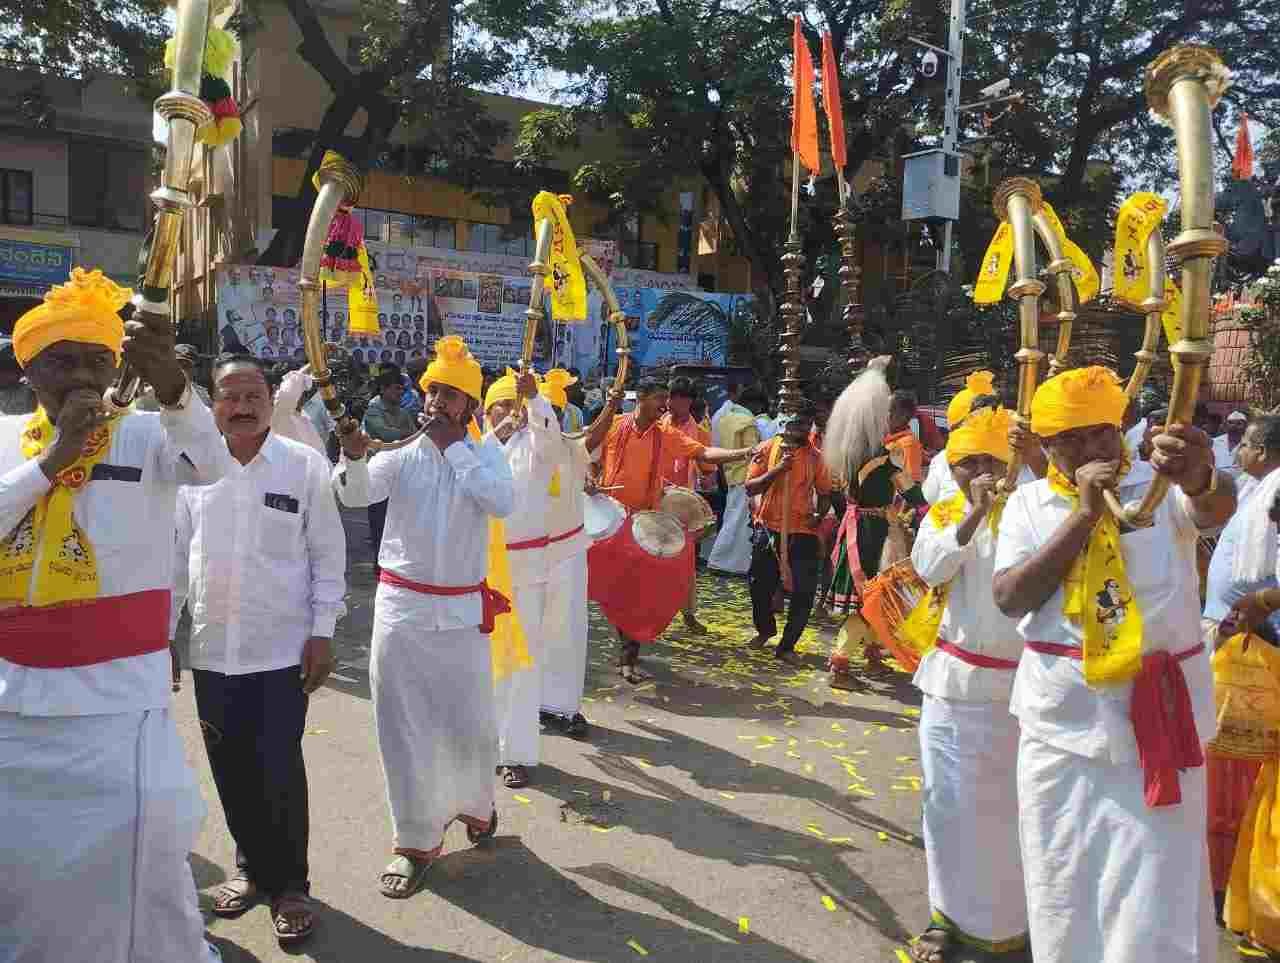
[213, 239, 716, 374]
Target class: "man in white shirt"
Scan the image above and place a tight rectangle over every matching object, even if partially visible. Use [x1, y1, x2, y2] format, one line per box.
[908, 406, 1029, 960]
[1214, 409, 1248, 477]
[708, 385, 760, 574]
[174, 354, 346, 945]
[992, 366, 1236, 963]
[334, 335, 514, 900]
[0, 268, 231, 963]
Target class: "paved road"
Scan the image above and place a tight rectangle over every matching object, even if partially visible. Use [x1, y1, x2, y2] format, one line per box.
[174, 509, 1236, 962]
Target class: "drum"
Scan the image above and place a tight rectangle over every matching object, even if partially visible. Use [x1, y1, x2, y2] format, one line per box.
[584, 493, 626, 542]
[632, 511, 688, 558]
[659, 486, 716, 537]
[860, 558, 931, 672]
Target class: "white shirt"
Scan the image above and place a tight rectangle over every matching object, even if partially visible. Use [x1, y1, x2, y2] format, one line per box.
[174, 433, 347, 675]
[756, 415, 778, 441]
[1213, 433, 1241, 475]
[713, 401, 752, 448]
[491, 395, 561, 586]
[271, 369, 329, 456]
[333, 431, 513, 630]
[993, 474, 1213, 764]
[1124, 418, 1147, 454]
[0, 397, 233, 716]
[303, 391, 336, 441]
[922, 449, 1033, 504]
[911, 505, 1025, 702]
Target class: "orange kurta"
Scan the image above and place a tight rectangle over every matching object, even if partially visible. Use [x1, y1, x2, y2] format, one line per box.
[659, 412, 713, 490]
[884, 429, 924, 482]
[600, 414, 706, 512]
[747, 438, 832, 536]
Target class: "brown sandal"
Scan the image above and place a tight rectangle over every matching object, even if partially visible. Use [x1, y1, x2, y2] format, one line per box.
[910, 925, 953, 963]
[270, 891, 315, 945]
[211, 873, 257, 917]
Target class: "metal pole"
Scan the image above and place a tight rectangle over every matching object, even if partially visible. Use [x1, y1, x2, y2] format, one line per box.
[939, 0, 965, 273]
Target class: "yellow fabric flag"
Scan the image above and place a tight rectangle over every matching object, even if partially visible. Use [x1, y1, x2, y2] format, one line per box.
[1226, 758, 1280, 954]
[1040, 202, 1100, 304]
[1162, 277, 1184, 346]
[466, 419, 532, 680]
[1046, 460, 1143, 685]
[972, 222, 1015, 305]
[1113, 192, 1167, 308]
[347, 246, 381, 336]
[0, 408, 120, 606]
[531, 192, 588, 323]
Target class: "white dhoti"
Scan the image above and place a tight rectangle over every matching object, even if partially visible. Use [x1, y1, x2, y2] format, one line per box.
[708, 485, 752, 574]
[1018, 731, 1215, 963]
[919, 695, 1026, 945]
[0, 709, 217, 963]
[497, 580, 548, 767]
[539, 551, 589, 719]
[371, 584, 497, 852]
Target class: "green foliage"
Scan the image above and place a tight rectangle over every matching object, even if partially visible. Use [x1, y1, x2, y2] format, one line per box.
[0, 0, 168, 80]
[1240, 305, 1280, 410]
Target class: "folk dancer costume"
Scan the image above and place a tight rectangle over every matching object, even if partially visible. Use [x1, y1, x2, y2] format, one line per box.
[745, 423, 833, 659]
[173, 430, 347, 939]
[993, 367, 1221, 963]
[906, 407, 1029, 957]
[332, 336, 517, 892]
[0, 270, 231, 963]
[823, 366, 925, 681]
[490, 370, 590, 781]
[534, 370, 593, 735]
[708, 398, 761, 575]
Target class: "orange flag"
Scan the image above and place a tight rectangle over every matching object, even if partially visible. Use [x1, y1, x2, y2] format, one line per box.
[791, 17, 820, 175]
[1234, 112, 1254, 180]
[821, 32, 846, 170]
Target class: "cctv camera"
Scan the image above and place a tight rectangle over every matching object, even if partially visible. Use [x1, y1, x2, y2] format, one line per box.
[920, 50, 939, 78]
[980, 78, 1011, 98]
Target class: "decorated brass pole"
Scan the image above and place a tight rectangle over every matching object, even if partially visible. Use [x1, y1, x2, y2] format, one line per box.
[522, 218, 555, 371]
[298, 153, 364, 429]
[833, 202, 864, 373]
[1102, 45, 1229, 528]
[109, 0, 213, 409]
[993, 177, 1047, 494]
[777, 158, 808, 590]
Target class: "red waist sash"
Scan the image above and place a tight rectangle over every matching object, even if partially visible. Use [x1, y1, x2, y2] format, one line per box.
[1025, 639, 1206, 808]
[377, 570, 510, 635]
[935, 639, 1019, 670]
[0, 589, 170, 668]
[506, 524, 585, 552]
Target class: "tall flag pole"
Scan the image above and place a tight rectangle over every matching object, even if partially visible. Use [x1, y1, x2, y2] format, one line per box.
[821, 30, 864, 372]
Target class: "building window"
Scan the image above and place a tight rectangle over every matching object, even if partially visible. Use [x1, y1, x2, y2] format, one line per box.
[0, 170, 33, 226]
[69, 142, 146, 231]
[415, 216, 455, 249]
[595, 213, 659, 270]
[467, 222, 503, 254]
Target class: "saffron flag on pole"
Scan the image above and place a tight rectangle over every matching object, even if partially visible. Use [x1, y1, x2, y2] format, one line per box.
[791, 17, 820, 175]
[820, 32, 847, 170]
[1234, 112, 1254, 180]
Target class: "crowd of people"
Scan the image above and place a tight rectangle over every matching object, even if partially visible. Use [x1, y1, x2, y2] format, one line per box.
[6, 267, 1280, 963]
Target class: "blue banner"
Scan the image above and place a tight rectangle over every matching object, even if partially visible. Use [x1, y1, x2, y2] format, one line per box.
[0, 239, 74, 287]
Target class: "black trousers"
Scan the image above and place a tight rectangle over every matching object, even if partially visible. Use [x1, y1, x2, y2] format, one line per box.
[193, 664, 310, 895]
[367, 498, 389, 555]
[749, 531, 821, 654]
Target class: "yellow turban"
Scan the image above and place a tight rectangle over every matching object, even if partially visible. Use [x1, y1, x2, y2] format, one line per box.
[13, 268, 130, 368]
[484, 370, 518, 412]
[946, 406, 1013, 465]
[1030, 365, 1128, 438]
[946, 370, 996, 427]
[421, 335, 482, 401]
[539, 368, 578, 409]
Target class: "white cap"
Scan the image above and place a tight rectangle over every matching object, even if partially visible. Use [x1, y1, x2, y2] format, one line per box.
[1226, 410, 1248, 423]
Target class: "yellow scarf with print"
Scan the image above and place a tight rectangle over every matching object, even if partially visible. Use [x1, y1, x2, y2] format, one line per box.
[1046, 460, 1143, 684]
[0, 407, 119, 607]
[897, 491, 968, 655]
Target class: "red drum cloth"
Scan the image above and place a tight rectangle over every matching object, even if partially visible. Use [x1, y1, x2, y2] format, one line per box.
[0, 589, 169, 667]
[1208, 753, 1264, 892]
[588, 516, 694, 643]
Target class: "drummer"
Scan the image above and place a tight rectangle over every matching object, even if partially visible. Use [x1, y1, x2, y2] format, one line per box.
[744, 402, 832, 665]
[658, 376, 714, 634]
[906, 404, 1029, 961]
[592, 376, 755, 682]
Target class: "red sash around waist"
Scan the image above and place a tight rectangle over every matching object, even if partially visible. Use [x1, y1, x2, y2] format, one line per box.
[377, 570, 511, 635]
[506, 525, 585, 552]
[1025, 639, 1206, 808]
[0, 589, 170, 668]
[935, 639, 1019, 670]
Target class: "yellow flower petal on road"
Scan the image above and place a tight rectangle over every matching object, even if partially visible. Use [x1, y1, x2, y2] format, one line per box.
[636, 759, 652, 768]
[719, 792, 736, 799]
[627, 940, 649, 956]
[849, 786, 876, 797]
[830, 723, 846, 732]
[877, 831, 889, 841]
[513, 794, 532, 804]
[803, 763, 815, 775]
[896, 755, 915, 762]
[591, 826, 614, 833]
[896, 950, 913, 962]
[828, 836, 852, 844]
[821, 895, 837, 912]
[739, 917, 750, 934]
[806, 826, 826, 838]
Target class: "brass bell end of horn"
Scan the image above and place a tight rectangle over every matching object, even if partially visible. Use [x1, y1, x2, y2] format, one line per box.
[1146, 45, 1230, 119]
[992, 177, 1044, 222]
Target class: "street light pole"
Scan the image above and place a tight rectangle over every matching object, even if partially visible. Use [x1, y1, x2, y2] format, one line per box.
[939, 0, 966, 274]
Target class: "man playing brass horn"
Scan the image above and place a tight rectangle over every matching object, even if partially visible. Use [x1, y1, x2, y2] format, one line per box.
[0, 268, 232, 962]
[992, 365, 1235, 963]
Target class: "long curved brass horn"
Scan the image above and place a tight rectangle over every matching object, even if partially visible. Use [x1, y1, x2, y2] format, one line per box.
[109, 0, 213, 409]
[1031, 209, 1079, 378]
[1101, 45, 1229, 528]
[1124, 228, 1168, 398]
[993, 177, 1047, 493]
